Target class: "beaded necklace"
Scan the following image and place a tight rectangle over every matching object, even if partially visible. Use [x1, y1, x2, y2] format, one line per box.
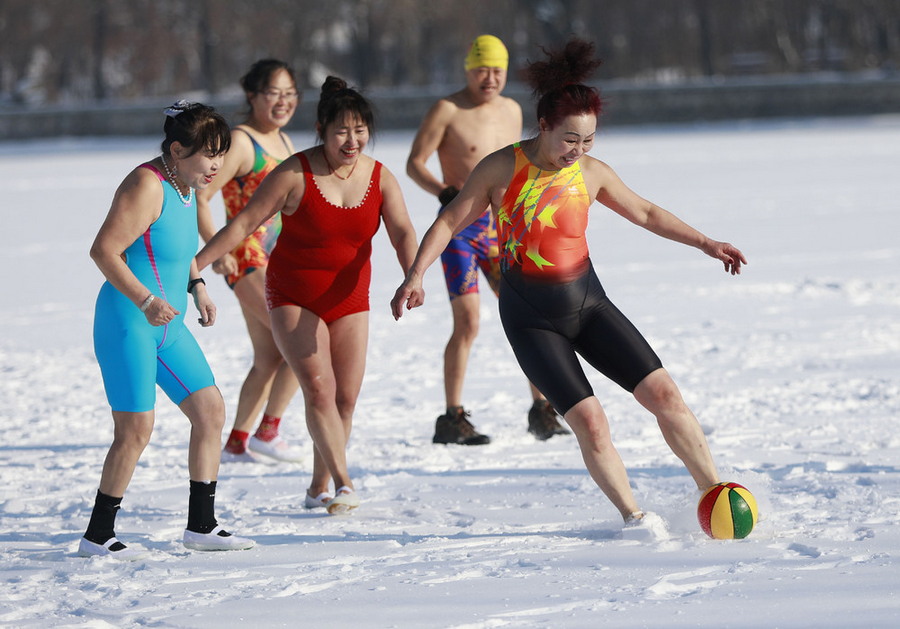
[160, 154, 194, 206]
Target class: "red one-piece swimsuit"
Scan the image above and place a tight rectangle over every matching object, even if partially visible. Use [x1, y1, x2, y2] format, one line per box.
[265, 152, 384, 323]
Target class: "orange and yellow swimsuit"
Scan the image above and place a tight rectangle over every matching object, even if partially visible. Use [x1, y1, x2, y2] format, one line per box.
[220, 128, 291, 288]
[497, 142, 592, 282]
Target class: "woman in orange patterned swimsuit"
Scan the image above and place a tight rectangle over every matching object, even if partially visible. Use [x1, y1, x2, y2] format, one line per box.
[197, 59, 302, 464]
[393, 39, 749, 529]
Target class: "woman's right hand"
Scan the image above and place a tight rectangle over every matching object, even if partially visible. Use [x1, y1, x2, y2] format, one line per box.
[143, 297, 180, 326]
[211, 253, 238, 276]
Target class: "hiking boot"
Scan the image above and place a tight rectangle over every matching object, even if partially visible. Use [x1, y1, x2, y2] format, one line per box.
[527, 400, 571, 440]
[433, 407, 491, 445]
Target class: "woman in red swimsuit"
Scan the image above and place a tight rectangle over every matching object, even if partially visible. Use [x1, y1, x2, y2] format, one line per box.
[197, 59, 302, 465]
[198, 76, 418, 514]
[393, 39, 749, 534]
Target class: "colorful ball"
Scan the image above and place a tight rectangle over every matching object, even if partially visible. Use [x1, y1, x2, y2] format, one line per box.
[697, 482, 758, 539]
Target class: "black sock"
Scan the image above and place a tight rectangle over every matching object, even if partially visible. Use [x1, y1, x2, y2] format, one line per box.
[83, 490, 122, 545]
[187, 480, 219, 534]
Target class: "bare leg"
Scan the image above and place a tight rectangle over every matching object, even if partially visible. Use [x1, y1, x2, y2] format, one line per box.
[229, 273, 299, 434]
[563, 396, 640, 520]
[306, 313, 369, 495]
[633, 368, 720, 490]
[98, 410, 155, 497]
[179, 386, 226, 481]
[270, 306, 354, 492]
[263, 362, 299, 419]
[444, 293, 480, 408]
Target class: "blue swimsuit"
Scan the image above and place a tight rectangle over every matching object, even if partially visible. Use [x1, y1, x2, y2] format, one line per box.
[93, 164, 215, 412]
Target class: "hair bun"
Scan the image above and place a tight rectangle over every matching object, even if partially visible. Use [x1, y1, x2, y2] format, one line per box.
[525, 39, 602, 96]
[321, 76, 349, 97]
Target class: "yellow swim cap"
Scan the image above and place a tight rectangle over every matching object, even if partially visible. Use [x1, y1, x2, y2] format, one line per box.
[464, 35, 509, 71]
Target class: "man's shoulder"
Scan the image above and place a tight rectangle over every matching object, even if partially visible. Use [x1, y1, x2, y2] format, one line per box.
[441, 89, 470, 109]
[420, 92, 463, 124]
[498, 93, 522, 108]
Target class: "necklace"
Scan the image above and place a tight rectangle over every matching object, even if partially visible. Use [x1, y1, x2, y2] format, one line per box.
[160, 154, 194, 205]
[322, 149, 357, 181]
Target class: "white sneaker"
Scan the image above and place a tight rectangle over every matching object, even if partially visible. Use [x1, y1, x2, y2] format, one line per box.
[182, 526, 255, 551]
[78, 537, 149, 561]
[304, 491, 331, 509]
[247, 435, 304, 463]
[220, 449, 260, 463]
[325, 486, 360, 515]
[621, 511, 669, 542]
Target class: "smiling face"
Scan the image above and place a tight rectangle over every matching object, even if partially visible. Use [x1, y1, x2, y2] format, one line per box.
[321, 112, 369, 165]
[170, 142, 224, 190]
[248, 68, 298, 130]
[536, 113, 597, 169]
[465, 66, 508, 104]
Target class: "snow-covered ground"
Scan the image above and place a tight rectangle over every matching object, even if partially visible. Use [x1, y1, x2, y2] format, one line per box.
[1, 116, 898, 627]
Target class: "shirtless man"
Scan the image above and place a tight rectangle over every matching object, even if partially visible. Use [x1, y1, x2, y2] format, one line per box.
[407, 34, 570, 445]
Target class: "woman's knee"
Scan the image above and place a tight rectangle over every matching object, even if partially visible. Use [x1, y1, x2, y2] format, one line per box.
[251, 351, 284, 376]
[334, 392, 358, 423]
[634, 369, 686, 413]
[182, 387, 226, 431]
[300, 374, 338, 410]
[565, 399, 613, 445]
[112, 413, 154, 451]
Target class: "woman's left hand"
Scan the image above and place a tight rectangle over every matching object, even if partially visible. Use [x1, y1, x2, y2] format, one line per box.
[191, 285, 217, 326]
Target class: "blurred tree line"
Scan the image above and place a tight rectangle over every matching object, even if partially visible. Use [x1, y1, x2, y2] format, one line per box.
[1, 0, 898, 106]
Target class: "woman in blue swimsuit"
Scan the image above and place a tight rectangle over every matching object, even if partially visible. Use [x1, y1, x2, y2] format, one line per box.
[81, 102, 254, 559]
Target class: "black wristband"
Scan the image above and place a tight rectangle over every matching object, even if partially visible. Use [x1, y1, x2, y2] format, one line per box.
[438, 186, 460, 207]
[187, 277, 206, 293]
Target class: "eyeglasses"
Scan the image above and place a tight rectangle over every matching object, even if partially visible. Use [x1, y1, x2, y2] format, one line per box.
[260, 89, 299, 102]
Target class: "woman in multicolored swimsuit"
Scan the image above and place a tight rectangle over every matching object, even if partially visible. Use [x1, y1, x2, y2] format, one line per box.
[392, 39, 749, 530]
[198, 59, 302, 464]
[197, 76, 418, 514]
[82, 102, 254, 559]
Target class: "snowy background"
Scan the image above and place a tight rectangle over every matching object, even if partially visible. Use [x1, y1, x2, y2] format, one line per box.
[1, 116, 898, 627]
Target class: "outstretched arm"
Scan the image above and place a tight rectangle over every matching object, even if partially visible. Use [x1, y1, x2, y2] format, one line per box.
[196, 155, 302, 271]
[589, 159, 747, 275]
[196, 128, 255, 276]
[391, 151, 501, 319]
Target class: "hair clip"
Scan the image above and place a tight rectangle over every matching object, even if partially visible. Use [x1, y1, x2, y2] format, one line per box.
[165, 99, 191, 118]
